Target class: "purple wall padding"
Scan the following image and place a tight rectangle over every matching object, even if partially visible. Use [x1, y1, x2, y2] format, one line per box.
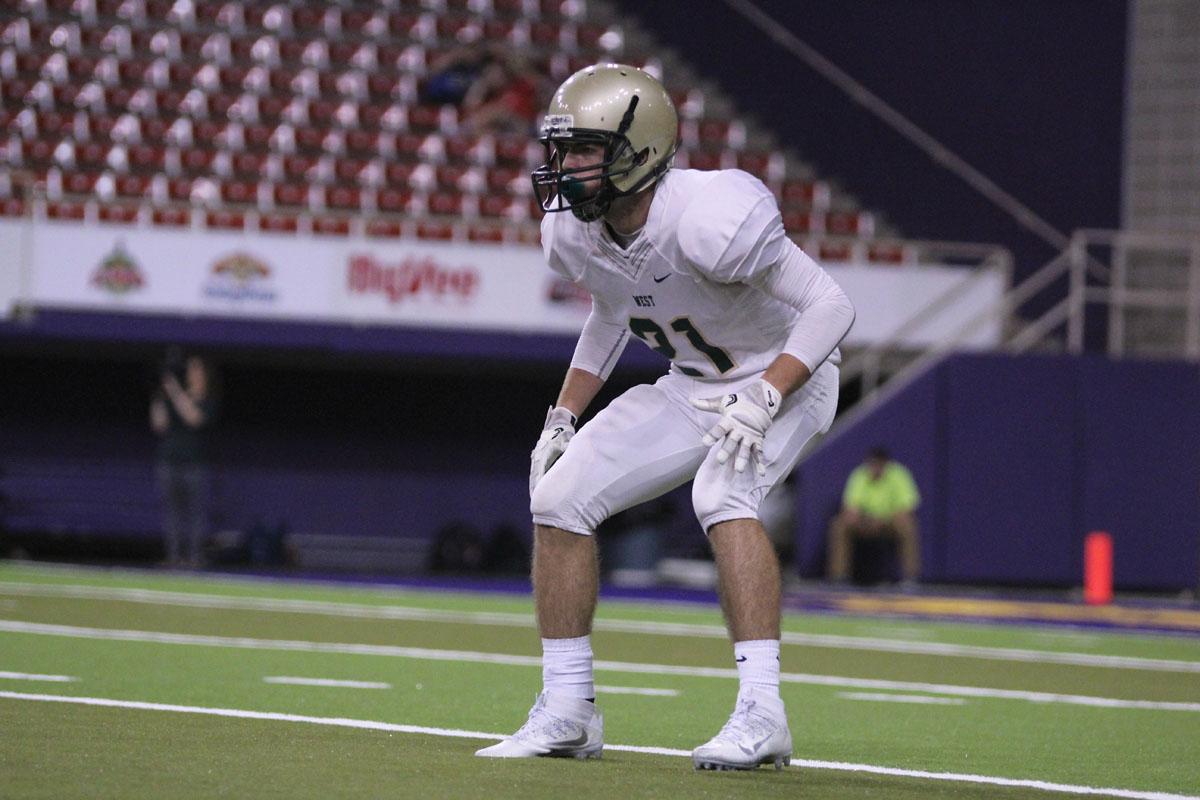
[794, 352, 1200, 591]
[939, 356, 1079, 584]
[1076, 357, 1200, 591]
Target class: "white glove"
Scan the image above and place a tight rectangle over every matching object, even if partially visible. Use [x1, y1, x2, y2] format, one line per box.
[689, 380, 781, 476]
[529, 406, 577, 495]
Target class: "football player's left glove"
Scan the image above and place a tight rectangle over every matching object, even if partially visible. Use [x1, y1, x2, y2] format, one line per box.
[689, 380, 781, 476]
[529, 406, 577, 495]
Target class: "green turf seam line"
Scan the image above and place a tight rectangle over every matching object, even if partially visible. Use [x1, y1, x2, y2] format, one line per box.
[4, 619, 1199, 712]
[0, 691, 1194, 800]
[4, 581, 1197, 673]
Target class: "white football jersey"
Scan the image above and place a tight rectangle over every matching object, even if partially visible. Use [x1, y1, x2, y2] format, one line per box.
[541, 168, 839, 383]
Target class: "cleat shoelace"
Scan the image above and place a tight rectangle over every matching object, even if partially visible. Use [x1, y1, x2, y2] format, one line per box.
[511, 698, 584, 744]
[709, 699, 779, 746]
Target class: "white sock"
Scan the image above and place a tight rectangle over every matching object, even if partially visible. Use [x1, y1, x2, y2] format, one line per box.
[734, 639, 781, 702]
[542, 635, 594, 700]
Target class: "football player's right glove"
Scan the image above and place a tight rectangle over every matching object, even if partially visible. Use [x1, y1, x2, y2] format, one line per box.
[690, 380, 781, 476]
[530, 406, 577, 495]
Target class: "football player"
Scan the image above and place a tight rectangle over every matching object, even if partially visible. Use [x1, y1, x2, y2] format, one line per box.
[475, 64, 855, 770]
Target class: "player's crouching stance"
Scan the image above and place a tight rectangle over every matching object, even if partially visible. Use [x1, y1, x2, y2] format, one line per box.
[475, 64, 854, 770]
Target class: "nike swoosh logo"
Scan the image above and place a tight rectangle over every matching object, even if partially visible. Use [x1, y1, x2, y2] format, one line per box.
[737, 733, 776, 757]
[547, 732, 590, 749]
[653, 274, 671, 283]
[735, 655, 748, 663]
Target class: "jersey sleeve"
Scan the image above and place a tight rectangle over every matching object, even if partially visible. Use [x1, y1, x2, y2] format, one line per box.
[568, 294, 629, 381]
[676, 170, 788, 284]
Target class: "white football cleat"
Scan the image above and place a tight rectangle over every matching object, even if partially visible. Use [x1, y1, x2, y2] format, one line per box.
[692, 688, 792, 771]
[475, 690, 603, 760]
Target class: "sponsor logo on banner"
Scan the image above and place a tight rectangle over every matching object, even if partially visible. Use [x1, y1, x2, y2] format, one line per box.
[204, 252, 277, 302]
[90, 242, 145, 294]
[346, 254, 479, 304]
[545, 277, 590, 308]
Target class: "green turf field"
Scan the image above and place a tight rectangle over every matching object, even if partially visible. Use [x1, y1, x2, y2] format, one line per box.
[1, 562, 1198, 799]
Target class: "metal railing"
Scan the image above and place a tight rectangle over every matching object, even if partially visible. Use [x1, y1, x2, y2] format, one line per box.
[818, 229, 1200, 456]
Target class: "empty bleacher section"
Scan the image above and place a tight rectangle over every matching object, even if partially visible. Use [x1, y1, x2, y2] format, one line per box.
[0, 0, 906, 257]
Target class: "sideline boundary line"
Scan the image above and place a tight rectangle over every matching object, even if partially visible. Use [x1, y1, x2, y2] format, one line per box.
[3, 619, 1198, 712]
[2, 581, 1197, 673]
[1, 690, 1195, 800]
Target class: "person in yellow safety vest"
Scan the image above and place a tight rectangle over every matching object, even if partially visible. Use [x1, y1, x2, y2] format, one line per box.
[827, 446, 921, 585]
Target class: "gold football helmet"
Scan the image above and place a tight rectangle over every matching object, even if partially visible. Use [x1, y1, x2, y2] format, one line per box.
[531, 63, 679, 222]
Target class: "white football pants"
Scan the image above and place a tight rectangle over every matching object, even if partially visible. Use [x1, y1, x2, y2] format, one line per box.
[530, 361, 838, 535]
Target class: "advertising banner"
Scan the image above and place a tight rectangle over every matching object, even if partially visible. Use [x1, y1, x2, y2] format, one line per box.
[5, 219, 1004, 348]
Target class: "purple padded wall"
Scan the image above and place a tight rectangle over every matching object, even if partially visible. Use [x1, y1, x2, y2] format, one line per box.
[1077, 357, 1200, 590]
[939, 356, 1079, 584]
[794, 352, 1200, 590]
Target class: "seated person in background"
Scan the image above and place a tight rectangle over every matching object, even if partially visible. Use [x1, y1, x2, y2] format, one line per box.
[461, 51, 543, 133]
[419, 44, 497, 107]
[826, 446, 920, 585]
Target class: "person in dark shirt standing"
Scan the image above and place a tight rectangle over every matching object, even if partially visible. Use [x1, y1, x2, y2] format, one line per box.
[150, 348, 216, 568]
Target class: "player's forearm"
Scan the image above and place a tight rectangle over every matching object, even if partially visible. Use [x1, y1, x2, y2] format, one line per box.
[555, 367, 605, 419]
[762, 353, 812, 397]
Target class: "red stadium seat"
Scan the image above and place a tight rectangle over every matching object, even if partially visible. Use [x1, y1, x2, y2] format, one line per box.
[468, 223, 505, 243]
[179, 147, 215, 174]
[313, 216, 351, 236]
[327, 186, 362, 210]
[0, 199, 27, 218]
[259, 212, 299, 233]
[98, 204, 139, 223]
[166, 177, 193, 201]
[273, 183, 307, 207]
[782, 210, 820, 234]
[220, 180, 255, 205]
[46, 201, 87, 220]
[868, 241, 909, 265]
[376, 187, 412, 213]
[129, 145, 166, 171]
[416, 220, 455, 240]
[205, 209, 245, 230]
[818, 241, 854, 261]
[479, 193, 514, 218]
[63, 170, 100, 194]
[428, 191, 464, 217]
[232, 151, 265, 177]
[487, 166, 524, 193]
[827, 210, 873, 237]
[152, 207, 189, 226]
[366, 218, 403, 238]
[115, 174, 150, 198]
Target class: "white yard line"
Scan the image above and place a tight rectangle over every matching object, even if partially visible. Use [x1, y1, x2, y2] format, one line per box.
[838, 692, 966, 706]
[0, 670, 78, 683]
[0, 690, 1194, 800]
[263, 676, 391, 690]
[3, 581, 1197, 673]
[3, 619, 1198, 713]
[595, 685, 680, 697]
